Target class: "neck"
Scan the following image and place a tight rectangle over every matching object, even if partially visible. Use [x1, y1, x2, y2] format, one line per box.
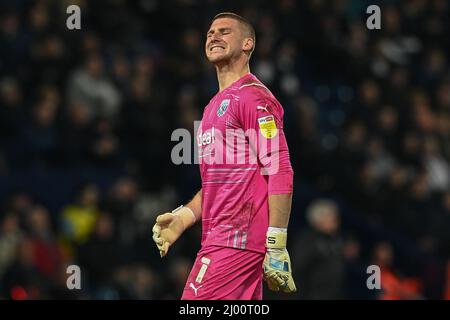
[215, 60, 250, 92]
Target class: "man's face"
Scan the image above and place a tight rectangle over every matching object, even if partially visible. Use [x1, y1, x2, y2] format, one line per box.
[317, 210, 340, 235]
[205, 18, 246, 64]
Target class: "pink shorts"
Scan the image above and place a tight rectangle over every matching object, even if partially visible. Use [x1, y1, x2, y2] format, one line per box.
[181, 245, 265, 300]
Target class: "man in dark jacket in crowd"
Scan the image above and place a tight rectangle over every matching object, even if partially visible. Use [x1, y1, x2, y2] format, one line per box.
[292, 199, 346, 299]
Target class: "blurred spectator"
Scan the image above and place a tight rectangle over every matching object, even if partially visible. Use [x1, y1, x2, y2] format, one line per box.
[426, 191, 450, 258]
[17, 89, 60, 168]
[25, 205, 63, 281]
[60, 183, 100, 246]
[0, 213, 23, 279]
[88, 118, 123, 168]
[4, 190, 33, 211]
[371, 242, 423, 300]
[67, 53, 121, 120]
[366, 137, 395, 183]
[61, 102, 93, 165]
[119, 73, 169, 188]
[106, 177, 139, 246]
[1, 238, 48, 299]
[77, 213, 122, 291]
[163, 257, 193, 299]
[292, 199, 346, 299]
[342, 236, 376, 300]
[113, 265, 157, 300]
[445, 261, 450, 300]
[396, 172, 432, 239]
[424, 136, 449, 192]
[0, 77, 23, 144]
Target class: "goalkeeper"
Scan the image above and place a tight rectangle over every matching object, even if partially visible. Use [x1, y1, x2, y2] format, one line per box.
[152, 12, 296, 299]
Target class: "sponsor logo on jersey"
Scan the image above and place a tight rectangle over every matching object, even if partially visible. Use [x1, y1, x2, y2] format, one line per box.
[189, 282, 203, 296]
[257, 105, 269, 113]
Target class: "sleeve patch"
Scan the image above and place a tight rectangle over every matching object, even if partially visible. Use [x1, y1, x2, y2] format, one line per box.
[258, 115, 278, 139]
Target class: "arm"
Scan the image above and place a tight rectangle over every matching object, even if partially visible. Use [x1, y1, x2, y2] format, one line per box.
[261, 103, 296, 293]
[264, 174, 297, 293]
[152, 190, 202, 257]
[237, 89, 296, 292]
[268, 193, 292, 228]
[185, 189, 202, 223]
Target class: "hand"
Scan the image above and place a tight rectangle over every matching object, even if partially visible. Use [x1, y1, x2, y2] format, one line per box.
[152, 212, 185, 257]
[263, 228, 297, 293]
[263, 248, 297, 293]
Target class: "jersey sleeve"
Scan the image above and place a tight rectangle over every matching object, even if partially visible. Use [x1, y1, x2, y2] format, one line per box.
[237, 88, 294, 194]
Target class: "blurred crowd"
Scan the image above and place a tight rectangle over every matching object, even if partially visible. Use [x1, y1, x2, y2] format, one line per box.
[0, 0, 449, 299]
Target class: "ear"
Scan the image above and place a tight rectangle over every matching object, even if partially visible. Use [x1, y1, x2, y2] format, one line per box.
[242, 37, 254, 53]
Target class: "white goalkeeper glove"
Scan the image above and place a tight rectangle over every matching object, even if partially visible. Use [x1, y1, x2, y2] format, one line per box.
[263, 227, 297, 293]
[152, 205, 196, 257]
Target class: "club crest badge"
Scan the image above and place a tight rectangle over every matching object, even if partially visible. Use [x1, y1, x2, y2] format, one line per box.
[217, 99, 230, 117]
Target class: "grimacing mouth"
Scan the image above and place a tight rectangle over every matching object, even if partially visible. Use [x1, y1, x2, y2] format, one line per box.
[208, 44, 226, 52]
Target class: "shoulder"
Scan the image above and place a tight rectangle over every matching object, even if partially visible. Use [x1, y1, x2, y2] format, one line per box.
[236, 79, 284, 119]
[238, 77, 274, 101]
[238, 77, 283, 109]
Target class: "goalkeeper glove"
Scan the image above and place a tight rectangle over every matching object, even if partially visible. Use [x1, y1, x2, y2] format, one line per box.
[152, 205, 196, 257]
[263, 227, 297, 293]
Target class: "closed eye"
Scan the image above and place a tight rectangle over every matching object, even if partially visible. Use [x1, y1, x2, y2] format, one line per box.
[221, 28, 231, 35]
[206, 27, 232, 38]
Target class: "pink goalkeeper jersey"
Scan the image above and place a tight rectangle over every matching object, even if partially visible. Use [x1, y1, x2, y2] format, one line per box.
[197, 73, 293, 254]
